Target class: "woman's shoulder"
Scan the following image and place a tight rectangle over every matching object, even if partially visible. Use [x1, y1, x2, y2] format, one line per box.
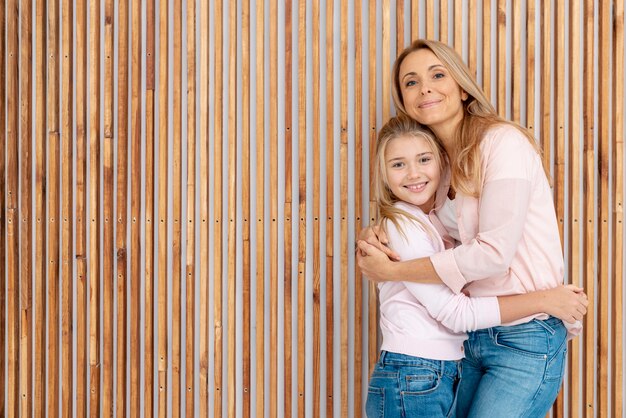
[481, 123, 537, 156]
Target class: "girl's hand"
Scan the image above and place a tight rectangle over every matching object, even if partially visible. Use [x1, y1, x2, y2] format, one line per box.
[357, 225, 401, 261]
[541, 285, 589, 324]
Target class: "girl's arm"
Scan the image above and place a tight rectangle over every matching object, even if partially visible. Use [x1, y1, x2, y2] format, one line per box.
[498, 284, 588, 324]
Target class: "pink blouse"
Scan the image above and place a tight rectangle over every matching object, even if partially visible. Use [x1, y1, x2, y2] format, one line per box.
[429, 124, 581, 335]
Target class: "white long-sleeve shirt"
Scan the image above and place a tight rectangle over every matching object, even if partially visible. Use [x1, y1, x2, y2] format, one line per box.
[379, 201, 501, 361]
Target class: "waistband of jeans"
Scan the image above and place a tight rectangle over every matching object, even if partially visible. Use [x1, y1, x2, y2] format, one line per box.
[378, 351, 460, 377]
[473, 315, 565, 337]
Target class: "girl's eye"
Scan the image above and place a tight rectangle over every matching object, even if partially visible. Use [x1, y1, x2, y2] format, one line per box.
[419, 156, 432, 164]
[391, 162, 404, 168]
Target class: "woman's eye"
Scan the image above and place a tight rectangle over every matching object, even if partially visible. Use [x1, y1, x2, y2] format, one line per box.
[405, 80, 416, 87]
[433, 72, 445, 79]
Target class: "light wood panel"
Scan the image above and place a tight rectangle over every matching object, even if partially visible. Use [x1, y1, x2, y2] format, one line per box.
[19, 0, 34, 416]
[2, 1, 624, 417]
[6, 0, 20, 415]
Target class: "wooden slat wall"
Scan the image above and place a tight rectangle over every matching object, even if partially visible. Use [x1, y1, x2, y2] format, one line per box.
[1, 1, 625, 417]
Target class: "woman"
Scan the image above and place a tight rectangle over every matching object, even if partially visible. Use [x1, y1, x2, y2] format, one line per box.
[365, 115, 586, 418]
[357, 39, 585, 417]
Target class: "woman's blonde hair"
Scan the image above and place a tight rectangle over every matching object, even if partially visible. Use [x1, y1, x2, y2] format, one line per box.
[391, 39, 544, 196]
[373, 115, 445, 239]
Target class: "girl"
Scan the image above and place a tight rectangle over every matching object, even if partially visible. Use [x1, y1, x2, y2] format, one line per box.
[365, 115, 587, 418]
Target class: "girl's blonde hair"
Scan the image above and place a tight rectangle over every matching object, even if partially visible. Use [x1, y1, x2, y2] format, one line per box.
[373, 115, 445, 239]
[391, 39, 544, 197]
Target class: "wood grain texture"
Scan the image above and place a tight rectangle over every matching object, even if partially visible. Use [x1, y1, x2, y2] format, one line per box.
[2, 2, 624, 417]
[611, 3, 624, 417]
[19, 0, 34, 415]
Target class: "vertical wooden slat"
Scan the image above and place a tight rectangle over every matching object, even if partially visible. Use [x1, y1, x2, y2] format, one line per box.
[158, 0, 169, 414]
[0, 0, 5, 411]
[145, 0, 156, 415]
[88, 0, 102, 414]
[540, 1, 551, 174]
[354, 0, 363, 415]
[396, 0, 403, 50]
[6, 0, 21, 413]
[227, 0, 239, 415]
[582, 1, 596, 416]
[597, 2, 611, 415]
[296, 0, 305, 416]
[47, 0, 61, 413]
[324, 1, 334, 416]
[256, 0, 266, 416]
[381, 0, 390, 122]
[454, 0, 462, 53]
[567, 0, 582, 415]
[496, 0, 506, 116]
[19, 0, 34, 415]
[411, 0, 418, 42]
[75, 0, 88, 413]
[102, 0, 115, 413]
[481, 0, 491, 99]
[61, 0, 74, 414]
[130, 0, 142, 414]
[553, 3, 566, 415]
[367, 0, 378, 373]
[511, 0, 521, 123]
[242, 0, 252, 414]
[214, 0, 224, 414]
[612, 2, 624, 416]
[439, 0, 447, 45]
[284, 0, 294, 416]
[468, 0, 476, 77]
[340, 0, 348, 415]
[425, 0, 434, 40]
[199, 0, 210, 416]
[312, 0, 321, 415]
[116, 0, 130, 415]
[172, 0, 183, 414]
[185, 0, 197, 415]
[526, 0, 536, 134]
[554, 0, 566, 258]
[269, 0, 279, 413]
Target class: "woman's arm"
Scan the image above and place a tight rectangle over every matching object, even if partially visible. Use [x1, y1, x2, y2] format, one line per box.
[356, 240, 442, 283]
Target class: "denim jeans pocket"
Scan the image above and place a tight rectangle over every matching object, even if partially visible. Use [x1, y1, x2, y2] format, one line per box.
[402, 371, 455, 417]
[494, 327, 550, 359]
[403, 366, 440, 394]
[365, 386, 385, 418]
[545, 346, 567, 382]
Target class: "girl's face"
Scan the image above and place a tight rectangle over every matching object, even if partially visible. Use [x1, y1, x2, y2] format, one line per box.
[385, 134, 440, 212]
[398, 48, 467, 142]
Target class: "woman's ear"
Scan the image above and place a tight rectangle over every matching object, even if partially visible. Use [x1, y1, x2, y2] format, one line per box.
[461, 90, 469, 101]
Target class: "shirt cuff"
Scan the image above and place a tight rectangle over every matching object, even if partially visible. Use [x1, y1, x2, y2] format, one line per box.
[430, 249, 467, 294]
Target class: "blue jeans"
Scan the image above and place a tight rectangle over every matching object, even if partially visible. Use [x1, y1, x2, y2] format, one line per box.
[366, 351, 461, 418]
[456, 316, 568, 418]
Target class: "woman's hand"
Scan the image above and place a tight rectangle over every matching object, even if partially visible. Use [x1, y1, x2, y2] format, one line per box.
[357, 225, 400, 261]
[540, 284, 589, 324]
[356, 240, 396, 282]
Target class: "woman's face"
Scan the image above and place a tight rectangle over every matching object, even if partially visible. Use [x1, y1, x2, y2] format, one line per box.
[384, 134, 440, 212]
[398, 48, 467, 141]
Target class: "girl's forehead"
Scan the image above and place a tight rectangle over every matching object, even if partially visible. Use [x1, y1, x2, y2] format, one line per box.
[386, 134, 436, 154]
